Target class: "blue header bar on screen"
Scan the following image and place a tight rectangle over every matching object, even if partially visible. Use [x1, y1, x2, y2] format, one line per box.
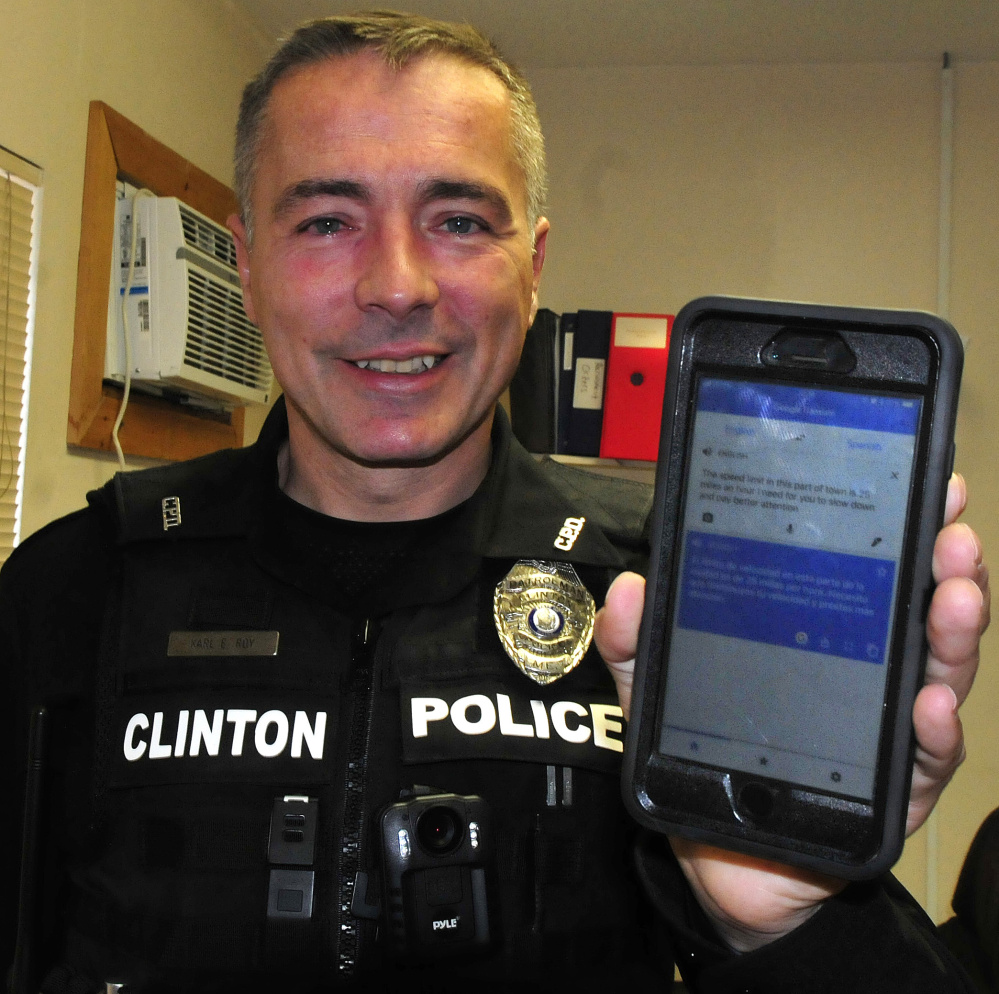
[697, 378, 921, 435]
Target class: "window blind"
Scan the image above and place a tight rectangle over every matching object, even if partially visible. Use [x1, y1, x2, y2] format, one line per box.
[0, 147, 41, 565]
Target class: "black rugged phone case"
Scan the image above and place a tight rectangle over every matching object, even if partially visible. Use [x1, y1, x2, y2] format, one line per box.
[622, 295, 963, 879]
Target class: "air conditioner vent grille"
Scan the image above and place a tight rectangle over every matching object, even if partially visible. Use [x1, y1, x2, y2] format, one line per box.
[179, 203, 238, 268]
[184, 270, 272, 391]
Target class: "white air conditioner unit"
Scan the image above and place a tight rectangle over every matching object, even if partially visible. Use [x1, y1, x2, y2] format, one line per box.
[105, 194, 273, 408]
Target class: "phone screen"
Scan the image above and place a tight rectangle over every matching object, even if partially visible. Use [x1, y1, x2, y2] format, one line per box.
[658, 376, 922, 801]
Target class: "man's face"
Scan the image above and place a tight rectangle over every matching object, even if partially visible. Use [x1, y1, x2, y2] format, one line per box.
[231, 49, 548, 474]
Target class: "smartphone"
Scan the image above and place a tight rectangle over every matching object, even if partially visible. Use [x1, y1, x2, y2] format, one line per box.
[622, 296, 963, 879]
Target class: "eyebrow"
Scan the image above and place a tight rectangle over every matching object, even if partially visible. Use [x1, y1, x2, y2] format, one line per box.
[272, 178, 369, 220]
[420, 179, 515, 227]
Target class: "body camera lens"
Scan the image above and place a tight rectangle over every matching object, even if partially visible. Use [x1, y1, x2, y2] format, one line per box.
[416, 805, 463, 855]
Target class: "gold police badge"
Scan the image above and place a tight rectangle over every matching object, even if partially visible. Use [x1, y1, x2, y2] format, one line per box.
[493, 560, 596, 685]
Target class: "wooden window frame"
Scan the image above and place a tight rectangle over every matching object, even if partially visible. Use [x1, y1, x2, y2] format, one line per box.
[67, 101, 247, 461]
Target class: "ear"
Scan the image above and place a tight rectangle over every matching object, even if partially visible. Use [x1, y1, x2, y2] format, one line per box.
[227, 213, 257, 324]
[528, 216, 550, 326]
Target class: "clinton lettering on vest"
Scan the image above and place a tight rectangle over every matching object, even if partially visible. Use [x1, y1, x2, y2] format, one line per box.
[109, 695, 335, 787]
[123, 708, 327, 761]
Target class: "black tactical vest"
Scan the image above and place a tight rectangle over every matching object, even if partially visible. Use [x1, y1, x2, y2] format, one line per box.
[50, 436, 666, 993]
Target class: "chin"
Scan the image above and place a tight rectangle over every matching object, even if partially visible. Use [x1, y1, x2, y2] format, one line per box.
[340, 435, 457, 469]
[341, 418, 487, 470]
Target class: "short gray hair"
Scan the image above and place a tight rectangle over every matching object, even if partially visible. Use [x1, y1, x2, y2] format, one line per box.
[234, 10, 547, 242]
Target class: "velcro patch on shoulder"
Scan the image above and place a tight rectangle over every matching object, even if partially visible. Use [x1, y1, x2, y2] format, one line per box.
[401, 680, 625, 772]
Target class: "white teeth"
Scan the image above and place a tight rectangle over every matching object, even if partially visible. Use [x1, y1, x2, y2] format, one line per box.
[353, 355, 439, 374]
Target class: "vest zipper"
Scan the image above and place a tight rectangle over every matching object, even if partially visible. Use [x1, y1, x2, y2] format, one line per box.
[336, 616, 377, 975]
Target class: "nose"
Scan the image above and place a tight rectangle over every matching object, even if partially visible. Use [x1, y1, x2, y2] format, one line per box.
[355, 219, 440, 320]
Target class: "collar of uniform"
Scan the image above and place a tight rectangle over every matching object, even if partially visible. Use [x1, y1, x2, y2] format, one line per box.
[245, 404, 631, 608]
[105, 399, 288, 543]
[104, 399, 652, 568]
[470, 407, 652, 570]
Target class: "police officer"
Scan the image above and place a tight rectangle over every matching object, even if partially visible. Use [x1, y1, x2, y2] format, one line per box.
[2, 11, 990, 993]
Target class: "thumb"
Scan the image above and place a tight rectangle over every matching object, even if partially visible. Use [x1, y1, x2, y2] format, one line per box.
[594, 571, 646, 720]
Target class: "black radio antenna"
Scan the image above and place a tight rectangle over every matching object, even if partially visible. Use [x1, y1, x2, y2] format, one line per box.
[10, 705, 49, 994]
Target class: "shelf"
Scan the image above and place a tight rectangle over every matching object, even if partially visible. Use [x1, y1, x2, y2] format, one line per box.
[531, 452, 654, 468]
[531, 452, 656, 482]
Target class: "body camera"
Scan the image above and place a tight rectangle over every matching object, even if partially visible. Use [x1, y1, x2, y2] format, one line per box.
[380, 792, 495, 959]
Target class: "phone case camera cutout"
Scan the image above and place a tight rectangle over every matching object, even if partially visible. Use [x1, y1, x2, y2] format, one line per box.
[622, 296, 963, 879]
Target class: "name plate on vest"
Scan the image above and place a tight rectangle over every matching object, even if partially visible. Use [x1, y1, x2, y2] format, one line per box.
[109, 691, 334, 787]
[167, 630, 280, 657]
[400, 680, 625, 773]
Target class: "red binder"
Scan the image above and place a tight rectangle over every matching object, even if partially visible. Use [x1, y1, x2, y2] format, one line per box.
[599, 313, 673, 462]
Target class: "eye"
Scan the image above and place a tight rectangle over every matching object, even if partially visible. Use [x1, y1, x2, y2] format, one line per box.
[300, 216, 345, 236]
[442, 215, 483, 236]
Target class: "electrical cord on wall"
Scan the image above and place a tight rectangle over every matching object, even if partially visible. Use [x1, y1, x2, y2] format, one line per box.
[112, 187, 157, 470]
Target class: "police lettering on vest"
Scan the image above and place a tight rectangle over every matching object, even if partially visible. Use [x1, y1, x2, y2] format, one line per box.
[401, 684, 625, 773]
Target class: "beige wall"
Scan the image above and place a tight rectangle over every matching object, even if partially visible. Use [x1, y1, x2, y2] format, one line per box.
[534, 62, 941, 311]
[532, 58, 999, 920]
[0, 0, 270, 538]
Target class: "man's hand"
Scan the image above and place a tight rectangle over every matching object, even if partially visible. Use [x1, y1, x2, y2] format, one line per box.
[594, 473, 990, 952]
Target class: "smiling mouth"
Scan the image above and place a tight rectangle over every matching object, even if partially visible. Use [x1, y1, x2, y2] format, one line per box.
[352, 355, 441, 374]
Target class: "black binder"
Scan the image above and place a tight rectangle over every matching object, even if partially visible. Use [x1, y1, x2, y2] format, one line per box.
[509, 308, 560, 453]
[555, 311, 576, 453]
[564, 310, 611, 456]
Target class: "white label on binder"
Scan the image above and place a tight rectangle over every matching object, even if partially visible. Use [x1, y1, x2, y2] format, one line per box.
[614, 316, 670, 349]
[573, 358, 605, 410]
[563, 331, 574, 371]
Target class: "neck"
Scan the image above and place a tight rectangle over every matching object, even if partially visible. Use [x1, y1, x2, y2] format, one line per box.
[277, 412, 495, 522]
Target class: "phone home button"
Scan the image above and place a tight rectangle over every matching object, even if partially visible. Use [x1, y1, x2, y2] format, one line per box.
[737, 782, 775, 823]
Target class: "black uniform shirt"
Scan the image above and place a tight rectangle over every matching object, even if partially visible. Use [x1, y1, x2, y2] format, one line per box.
[1, 400, 975, 993]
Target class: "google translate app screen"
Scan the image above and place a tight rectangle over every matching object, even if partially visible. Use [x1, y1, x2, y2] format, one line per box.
[660, 377, 920, 800]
